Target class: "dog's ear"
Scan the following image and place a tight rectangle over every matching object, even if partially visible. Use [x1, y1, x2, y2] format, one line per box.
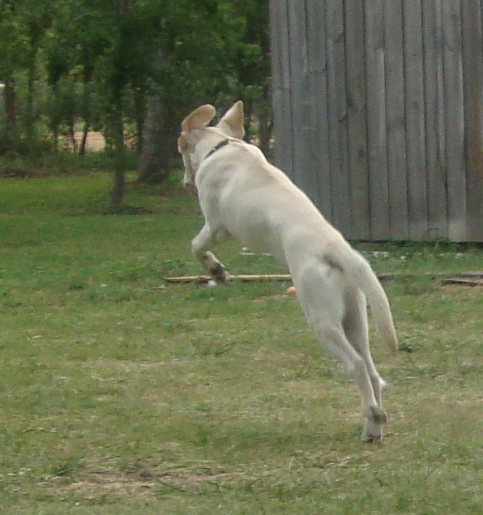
[181, 104, 216, 132]
[217, 101, 245, 139]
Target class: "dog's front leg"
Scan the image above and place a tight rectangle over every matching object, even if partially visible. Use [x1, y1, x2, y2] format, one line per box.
[191, 224, 229, 284]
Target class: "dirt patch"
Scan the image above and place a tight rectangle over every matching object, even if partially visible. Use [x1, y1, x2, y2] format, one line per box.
[56, 131, 106, 152]
[72, 132, 106, 152]
[63, 131, 137, 152]
[79, 132, 106, 151]
[65, 475, 156, 502]
[44, 463, 256, 504]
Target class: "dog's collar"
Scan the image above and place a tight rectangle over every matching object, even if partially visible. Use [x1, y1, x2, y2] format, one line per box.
[204, 139, 230, 160]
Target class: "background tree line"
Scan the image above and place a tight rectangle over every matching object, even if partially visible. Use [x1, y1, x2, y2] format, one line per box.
[0, 0, 271, 208]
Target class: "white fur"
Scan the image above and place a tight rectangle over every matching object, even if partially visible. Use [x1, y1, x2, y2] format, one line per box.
[178, 101, 398, 442]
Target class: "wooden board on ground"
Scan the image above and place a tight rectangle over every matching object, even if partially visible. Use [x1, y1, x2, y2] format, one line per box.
[442, 278, 483, 287]
[165, 274, 292, 284]
[165, 271, 483, 286]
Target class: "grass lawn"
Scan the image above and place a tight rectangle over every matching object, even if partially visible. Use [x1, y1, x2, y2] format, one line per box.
[1, 171, 483, 514]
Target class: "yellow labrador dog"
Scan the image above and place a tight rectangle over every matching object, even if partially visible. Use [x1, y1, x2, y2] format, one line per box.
[178, 101, 398, 442]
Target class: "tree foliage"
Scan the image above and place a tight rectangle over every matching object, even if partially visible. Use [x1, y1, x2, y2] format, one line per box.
[0, 0, 271, 205]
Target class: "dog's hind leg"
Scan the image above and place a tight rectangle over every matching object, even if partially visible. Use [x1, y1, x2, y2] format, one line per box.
[293, 263, 386, 442]
[343, 289, 385, 405]
[317, 324, 386, 442]
[191, 224, 230, 284]
[343, 289, 387, 442]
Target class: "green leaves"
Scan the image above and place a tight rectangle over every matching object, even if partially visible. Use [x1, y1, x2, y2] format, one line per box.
[0, 0, 272, 178]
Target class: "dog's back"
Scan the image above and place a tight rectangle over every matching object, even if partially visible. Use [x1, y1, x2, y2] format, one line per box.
[197, 141, 338, 260]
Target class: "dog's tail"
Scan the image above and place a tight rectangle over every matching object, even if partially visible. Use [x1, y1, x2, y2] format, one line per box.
[329, 245, 398, 356]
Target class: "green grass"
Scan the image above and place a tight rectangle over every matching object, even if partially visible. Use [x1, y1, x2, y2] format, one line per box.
[1, 172, 483, 514]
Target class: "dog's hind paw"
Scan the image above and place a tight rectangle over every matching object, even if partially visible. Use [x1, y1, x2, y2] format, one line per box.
[370, 406, 387, 425]
[362, 432, 383, 444]
[362, 406, 387, 443]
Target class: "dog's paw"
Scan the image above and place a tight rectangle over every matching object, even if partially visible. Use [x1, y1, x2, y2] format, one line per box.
[211, 262, 227, 283]
[362, 419, 384, 444]
[370, 406, 387, 425]
[362, 432, 383, 444]
[361, 406, 387, 443]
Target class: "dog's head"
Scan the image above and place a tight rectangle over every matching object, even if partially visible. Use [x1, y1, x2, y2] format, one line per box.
[178, 101, 245, 193]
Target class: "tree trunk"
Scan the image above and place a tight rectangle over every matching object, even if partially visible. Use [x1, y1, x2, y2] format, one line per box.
[258, 82, 273, 156]
[79, 79, 92, 156]
[244, 98, 253, 143]
[80, 120, 90, 156]
[137, 50, 170, 183]
[50, 82, 60, 149]
[4, 77, 17, 144]
[25, 64, 35, 145]
[109, 0, 129, 209]
[110, 107, 126, 209]
[134, 89, 144, 155]
[137, 90, 170, 183]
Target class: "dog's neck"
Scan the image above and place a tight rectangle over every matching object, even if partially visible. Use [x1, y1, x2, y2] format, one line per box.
[203, 139, 230, 161]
